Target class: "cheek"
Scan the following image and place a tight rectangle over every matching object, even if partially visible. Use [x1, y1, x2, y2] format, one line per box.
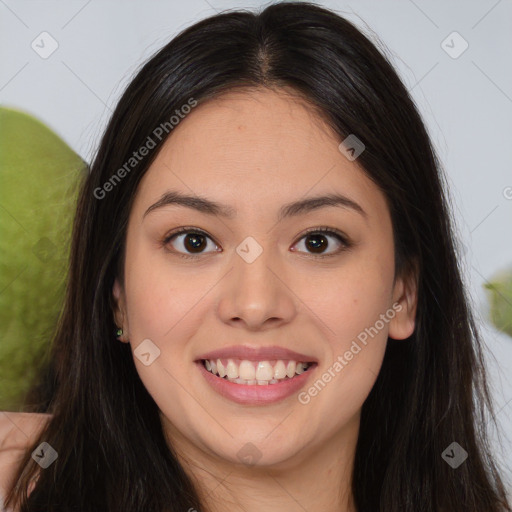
[121, 245, 210, 422]
[298, 250, 394, 412]
[123, 240, 206, 343]
[308, 251, 395, 349]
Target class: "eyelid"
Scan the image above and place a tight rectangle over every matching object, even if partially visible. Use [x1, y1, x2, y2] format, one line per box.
[298, 226, 349, 245]
[162, 225, 351, 259]
[163, 226, 218, 246]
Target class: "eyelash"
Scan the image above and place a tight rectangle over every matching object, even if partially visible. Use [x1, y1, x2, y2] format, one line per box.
[162, 226, 351, 260]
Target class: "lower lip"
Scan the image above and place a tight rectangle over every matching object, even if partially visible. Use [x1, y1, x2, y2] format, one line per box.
[195, 360, 318, 405]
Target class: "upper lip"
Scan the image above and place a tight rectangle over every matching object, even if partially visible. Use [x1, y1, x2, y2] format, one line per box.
[195, 345, 318, 363]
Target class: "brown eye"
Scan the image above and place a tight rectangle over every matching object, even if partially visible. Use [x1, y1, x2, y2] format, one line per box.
[164, 229, 219, 258]
[292, 228, 349, 257]
[304, 233, 329, 253]
[182, 233, 207, 253]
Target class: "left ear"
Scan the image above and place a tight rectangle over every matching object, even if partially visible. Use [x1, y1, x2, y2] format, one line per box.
[388, 262, 418, 340]
[112, 277, 130, 343]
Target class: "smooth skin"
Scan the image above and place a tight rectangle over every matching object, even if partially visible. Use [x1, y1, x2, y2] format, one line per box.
[113, 87, 417, 512]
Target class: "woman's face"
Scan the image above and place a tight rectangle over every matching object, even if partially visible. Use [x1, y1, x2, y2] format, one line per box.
[113, 88, 416, 470]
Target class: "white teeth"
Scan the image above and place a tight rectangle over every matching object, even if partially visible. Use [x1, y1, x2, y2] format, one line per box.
[296, 362, 306, 375]
[239, 360, 256, 381]
[202, 358, 314, 385]
[217, 359, 226, 378]
[226, 359, 238, 379]
[273, 360, 287, 379]
[286, 361, 296, 378]
[255, 361, 274, 381]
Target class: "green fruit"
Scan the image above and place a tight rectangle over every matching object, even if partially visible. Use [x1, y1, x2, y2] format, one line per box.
[0, 106, 86, 410]
[484, 268, 512, 338]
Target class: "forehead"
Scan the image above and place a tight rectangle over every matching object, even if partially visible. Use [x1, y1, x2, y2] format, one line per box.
[161, 88, 339, 170]
[133, 88, 387, 221]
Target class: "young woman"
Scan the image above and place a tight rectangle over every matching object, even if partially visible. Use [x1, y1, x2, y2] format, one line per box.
[1, 2, 510, 511]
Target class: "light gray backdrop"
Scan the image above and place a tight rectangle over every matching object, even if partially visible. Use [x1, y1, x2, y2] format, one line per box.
[1, 0, 511, 492]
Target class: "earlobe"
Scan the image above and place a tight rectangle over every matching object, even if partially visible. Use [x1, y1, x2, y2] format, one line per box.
[388, 268, 418, 341]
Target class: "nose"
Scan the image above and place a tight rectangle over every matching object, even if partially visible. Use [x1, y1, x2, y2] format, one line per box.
[216, 243, 297, 331]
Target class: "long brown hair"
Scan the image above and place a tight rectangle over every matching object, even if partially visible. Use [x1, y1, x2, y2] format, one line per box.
[5, 2, 511, 510]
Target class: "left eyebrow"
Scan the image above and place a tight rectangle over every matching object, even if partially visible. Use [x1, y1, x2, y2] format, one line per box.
[143, 190, 367, 220]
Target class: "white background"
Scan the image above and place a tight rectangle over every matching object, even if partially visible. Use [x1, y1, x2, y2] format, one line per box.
[1, 0, 511, 492]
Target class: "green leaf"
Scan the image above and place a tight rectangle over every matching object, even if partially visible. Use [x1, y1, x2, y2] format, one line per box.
[484, 268, 512, 338]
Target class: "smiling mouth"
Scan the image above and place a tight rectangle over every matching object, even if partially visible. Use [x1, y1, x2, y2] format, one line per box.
[200, 358, 317, 385]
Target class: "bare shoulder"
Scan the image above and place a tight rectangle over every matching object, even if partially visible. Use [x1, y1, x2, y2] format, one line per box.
[0, 411, 53, 499]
